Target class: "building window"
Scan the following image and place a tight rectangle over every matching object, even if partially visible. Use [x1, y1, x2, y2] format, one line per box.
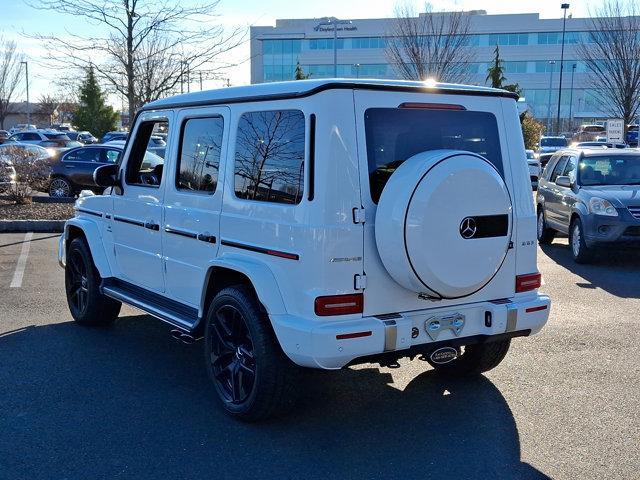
[176, 116, 224, 193]
[234, 110, 306, 205]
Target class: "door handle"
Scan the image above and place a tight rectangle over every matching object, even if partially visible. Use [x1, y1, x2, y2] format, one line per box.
[144, 221, 160, 231]
[197, 232, 216, 244]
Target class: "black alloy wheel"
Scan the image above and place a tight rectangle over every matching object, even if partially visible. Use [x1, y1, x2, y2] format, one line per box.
[209, 304, 257, 405]
[66, 248, 90, 317]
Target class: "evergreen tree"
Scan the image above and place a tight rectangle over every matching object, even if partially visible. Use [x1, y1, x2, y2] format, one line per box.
[486, 45, 506, 88]
[294, 62, 310, 80]
[73, 67, 119, 138]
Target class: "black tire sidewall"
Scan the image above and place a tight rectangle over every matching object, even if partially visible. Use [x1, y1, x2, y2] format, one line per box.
[65, 238, 96, 319]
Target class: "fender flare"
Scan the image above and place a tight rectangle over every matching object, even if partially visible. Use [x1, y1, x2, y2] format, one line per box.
[200, 253, 287, 317]
[64, 218, 112, 278]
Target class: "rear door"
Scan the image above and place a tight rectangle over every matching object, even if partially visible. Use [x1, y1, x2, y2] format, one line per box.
[62, 148, 103, 187]
[162, 107, 228, 307]
[353, 90, 517, 316]
[544, 155, 569, 228]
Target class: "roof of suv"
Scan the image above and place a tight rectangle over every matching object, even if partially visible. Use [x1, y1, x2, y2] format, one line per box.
[143, 78, 518, 112]
[557, 148, 640, 158]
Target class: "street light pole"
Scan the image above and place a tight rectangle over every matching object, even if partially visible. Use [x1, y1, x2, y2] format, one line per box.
[556, 3, 570, 134]
[20, 61, 30, 125]
[568, 63, 576, 130]
[354, 63, 360, 79]
[314, 17, 352, 78]
[546, 60, 556, 133]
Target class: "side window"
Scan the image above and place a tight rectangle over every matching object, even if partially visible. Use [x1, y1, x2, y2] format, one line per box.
[104, 149, 121, 164]
[563, 156, 577, 183]
[125, 120, 167, 187]
[234, 110, 305, 204]
[24, 132, 40, 141]
[176, 116, 223, 193]
[63, 151, 78, 162]
[550, 156, 568, 183]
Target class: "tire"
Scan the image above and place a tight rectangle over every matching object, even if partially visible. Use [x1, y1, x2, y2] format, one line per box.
[537, 208, 555, 244]
[49, 177, 73, 198]
[204, 285, 299, 422]
[569, 218, 594, 264]
[426, 340, 511, 376]
[65, 237, 121, 325]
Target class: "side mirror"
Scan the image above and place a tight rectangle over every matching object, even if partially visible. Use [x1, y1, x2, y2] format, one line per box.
[555, 175, 572, 188]
[94, 163, 120, 188]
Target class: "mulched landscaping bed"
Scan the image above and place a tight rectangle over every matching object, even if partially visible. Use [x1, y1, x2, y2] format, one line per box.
[0, 199, 74, 220]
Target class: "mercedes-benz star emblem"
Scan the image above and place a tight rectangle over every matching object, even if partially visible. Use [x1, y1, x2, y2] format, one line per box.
[459, 217, 477, 239]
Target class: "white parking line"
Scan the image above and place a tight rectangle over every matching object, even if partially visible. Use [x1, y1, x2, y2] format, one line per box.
[10, 232, 33, 288]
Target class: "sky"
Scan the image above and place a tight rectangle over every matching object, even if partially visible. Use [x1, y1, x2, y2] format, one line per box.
[0, 0, 601, 109]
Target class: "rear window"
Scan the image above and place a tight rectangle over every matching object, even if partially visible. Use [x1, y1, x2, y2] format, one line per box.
[364, 108, 504, 203]
[540, 137, 568, 147]
[44, 133, 70, 140]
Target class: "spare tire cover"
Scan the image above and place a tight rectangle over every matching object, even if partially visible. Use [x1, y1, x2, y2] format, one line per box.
[375, 150, 512, 299]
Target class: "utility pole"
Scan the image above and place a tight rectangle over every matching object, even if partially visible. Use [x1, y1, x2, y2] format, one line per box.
[199, 71, 203, 91]
[556, 3, 570, 134]
[314, 17, 352, 77]
[20, 61, 30, 125]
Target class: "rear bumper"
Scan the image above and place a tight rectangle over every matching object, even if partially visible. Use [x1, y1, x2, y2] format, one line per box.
[270, 294, 550, 369]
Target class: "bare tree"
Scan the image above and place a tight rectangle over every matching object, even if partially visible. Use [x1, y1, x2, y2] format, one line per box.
[37, 94, 59, 125]
[385, 2, 474, 83]
[0, 38, 24, 129]
[577, 0, 640, 131]
[28, 0, 246, 123]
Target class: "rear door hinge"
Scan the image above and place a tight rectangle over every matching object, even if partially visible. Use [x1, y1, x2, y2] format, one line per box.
[354, 274, 367, 290]
[352, 207, 366, 224]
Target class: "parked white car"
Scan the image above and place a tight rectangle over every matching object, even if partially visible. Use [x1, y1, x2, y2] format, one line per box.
[9, 124, 37, 135]
[57, 79, 550, 420]
[526, 149, 541, 189]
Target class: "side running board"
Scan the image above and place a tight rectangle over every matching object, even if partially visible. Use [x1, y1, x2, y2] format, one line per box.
[101, 278, 199, 333]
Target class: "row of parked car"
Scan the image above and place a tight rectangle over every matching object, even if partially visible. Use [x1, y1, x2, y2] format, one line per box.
[0, 127, 171, 197]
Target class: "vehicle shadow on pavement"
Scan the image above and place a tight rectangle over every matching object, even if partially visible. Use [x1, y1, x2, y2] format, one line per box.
[0, 315, 549, 480]
[540, 242, 640, 298]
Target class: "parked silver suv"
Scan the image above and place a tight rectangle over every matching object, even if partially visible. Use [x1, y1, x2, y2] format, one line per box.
[537, 148, 640, 262]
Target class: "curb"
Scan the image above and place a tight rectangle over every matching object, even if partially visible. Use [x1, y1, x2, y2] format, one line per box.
[0, 220, 65, 233]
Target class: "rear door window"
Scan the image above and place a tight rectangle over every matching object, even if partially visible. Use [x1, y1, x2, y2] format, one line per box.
[364, 108, 504, 203]
[550, 156, 568, 182]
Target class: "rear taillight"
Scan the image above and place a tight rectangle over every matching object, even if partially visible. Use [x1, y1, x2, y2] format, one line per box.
[314, 293, 363, 316]
[516, 273, 542, 293]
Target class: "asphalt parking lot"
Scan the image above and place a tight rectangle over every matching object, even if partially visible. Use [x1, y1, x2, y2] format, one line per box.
[0, 233, 639, 480]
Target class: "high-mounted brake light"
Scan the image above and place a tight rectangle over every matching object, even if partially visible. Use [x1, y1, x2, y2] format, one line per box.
[314, 293, 364, 316]
[398, 102, 466, 110]
[516, 273, 542, 293]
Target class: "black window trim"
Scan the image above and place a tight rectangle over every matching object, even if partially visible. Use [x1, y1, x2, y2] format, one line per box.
[124, 118, 169, 189]
[174, 114, 224, 196]
[232, 108, 307, 206]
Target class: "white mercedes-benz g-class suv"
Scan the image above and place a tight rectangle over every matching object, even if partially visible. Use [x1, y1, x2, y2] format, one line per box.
[58, 79, 550, 421]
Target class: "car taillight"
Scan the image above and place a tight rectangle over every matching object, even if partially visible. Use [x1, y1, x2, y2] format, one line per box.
[314, 293, 363, 316]
[516, 273, 542, 292]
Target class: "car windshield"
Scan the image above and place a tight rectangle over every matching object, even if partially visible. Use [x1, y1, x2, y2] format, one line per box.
[526, 151, 535, 159]
[541, 137, 567, 147]
[364, 108, 503, 203]
[42, 140, 83, 148]
[579, 155, 640, 186]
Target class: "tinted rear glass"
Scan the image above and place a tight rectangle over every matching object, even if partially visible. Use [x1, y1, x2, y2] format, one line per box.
[44, 133, 70, 140]
[540, 137, 567, 147]
[364, 108, 503, 203]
